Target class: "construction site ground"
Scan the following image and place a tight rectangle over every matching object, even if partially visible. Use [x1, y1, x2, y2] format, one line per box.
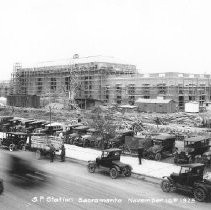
[1, 106, 211, 135]
[1, 106, 211, 183]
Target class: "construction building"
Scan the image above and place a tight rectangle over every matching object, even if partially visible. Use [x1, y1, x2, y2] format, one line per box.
[106, 72, 211, 110]
[10, 56, 211, 110]
[10, 56, 136, 108]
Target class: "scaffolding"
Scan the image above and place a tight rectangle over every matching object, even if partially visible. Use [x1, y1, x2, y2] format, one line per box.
[10, 57, 211, 109]
[10, 55, 137, 108]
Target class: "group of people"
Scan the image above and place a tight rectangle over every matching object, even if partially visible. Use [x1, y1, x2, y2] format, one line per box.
[49, 144, 66, 162]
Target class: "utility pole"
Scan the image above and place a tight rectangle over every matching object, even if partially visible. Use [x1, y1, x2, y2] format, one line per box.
[49, 106, 52, 126]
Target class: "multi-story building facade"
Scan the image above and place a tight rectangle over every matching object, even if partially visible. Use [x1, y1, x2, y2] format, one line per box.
[10, 56, 211, 110]
[10, 56, 136, 108]
[106, 72, 211, 110]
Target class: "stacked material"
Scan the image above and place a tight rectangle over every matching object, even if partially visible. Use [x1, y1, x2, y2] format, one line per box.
[30, 135, 62, 151]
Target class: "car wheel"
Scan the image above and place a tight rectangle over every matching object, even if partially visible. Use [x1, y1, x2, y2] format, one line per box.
[110, 168, 119, 179]
[161, 179, 171, 192]
[9, 144, 15, 152]
[193, 188, 207, 202]
[155, 153, 162, 161]
[0, 181, 3, 195]
[88, 163, 96, 173]
[124, 167, 131, 177]
[35, 150, 41, 160]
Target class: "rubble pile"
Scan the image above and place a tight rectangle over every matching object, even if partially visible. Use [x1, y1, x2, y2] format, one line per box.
[123, 112, 203, 127]
[157, 113, 203, 127]
[0, 105, 210, 137]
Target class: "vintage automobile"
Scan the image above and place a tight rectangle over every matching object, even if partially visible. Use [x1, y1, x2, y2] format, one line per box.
[87, 148, 132, 179]
[0, 116, 13, 125]
[79, 134, 93, 148]
[72, 125, 89, 135]
[143, 133, 176, 161]
[27, 133, 63, 159]
[65, 133, 79, 144]
[7, 153, 49, 185]
[37, 123, 63, 135]
[195, 151, 211, 168]
[0, 116, 14, 131]
[72, 135, 90, 147]
[29, 120, 47, 129]
[174, 136, 211, 164]
[0, 132, 28, 151]
[23, 120, 47, 133]
[109, 130, 134, 148]
[0, 178, 3, 194]
[70, 126, 90, 147]
[65, 123, 83, 136]
[161, 163, 211, 202]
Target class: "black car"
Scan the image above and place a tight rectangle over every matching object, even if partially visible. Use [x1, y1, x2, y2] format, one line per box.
[174, 136, 210, 164]
[0, 132, 28, 151]
[161, 163, 211, 202]
[143, 133, 176, 161]
[7, 154, 49, 185]
[88, 148, 132, 179]
[109, 130, 134, 148]
[195, 151, 211, 168]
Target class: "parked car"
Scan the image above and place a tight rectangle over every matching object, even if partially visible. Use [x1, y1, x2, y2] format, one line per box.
[143, 133, 176, 160]
[109, 130, 134, 148]
[66, 133, 79, 144]
[161, 163, 211, 202]
[38, 123, 63, 135]
[0, 132, 28, 151]
[174, 136, 210, 164]
[195, 151, 211, 168]
[65, 123, 83, 135]
[87, 148, 132, 179]
[72, 125, 89, 135]
[0, 116, 14, 131]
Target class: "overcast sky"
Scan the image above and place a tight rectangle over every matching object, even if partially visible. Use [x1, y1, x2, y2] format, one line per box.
[1, 0, 211, 80]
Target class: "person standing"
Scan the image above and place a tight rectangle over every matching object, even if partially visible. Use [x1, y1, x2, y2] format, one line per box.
[138, 147, 144, 165]
[60, 144, 66, 162]
[49, 144, 55, 162]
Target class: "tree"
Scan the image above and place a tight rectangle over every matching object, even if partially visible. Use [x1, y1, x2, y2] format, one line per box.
[90, 110, 117, 149]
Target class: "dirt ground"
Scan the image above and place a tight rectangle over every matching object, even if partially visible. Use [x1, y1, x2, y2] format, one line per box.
[1, 106, 211, 136]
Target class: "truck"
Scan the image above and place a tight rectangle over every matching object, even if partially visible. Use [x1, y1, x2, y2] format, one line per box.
[27, 133, 63, 159]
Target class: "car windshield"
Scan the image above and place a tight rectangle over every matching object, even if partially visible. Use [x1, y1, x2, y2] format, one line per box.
[154, 140, 162, 146]
[102, 152, 109, 158]
[114, 151, 120, 157]
[180, 167, 191, 174]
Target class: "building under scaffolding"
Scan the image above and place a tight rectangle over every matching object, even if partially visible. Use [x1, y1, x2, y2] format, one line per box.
[10, 56, 136, 108]
[105, 72, 211, 110]
[10, 56, 211, 110]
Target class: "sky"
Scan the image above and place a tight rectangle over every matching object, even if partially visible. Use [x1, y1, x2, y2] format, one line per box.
[1, 0, 211, 80]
